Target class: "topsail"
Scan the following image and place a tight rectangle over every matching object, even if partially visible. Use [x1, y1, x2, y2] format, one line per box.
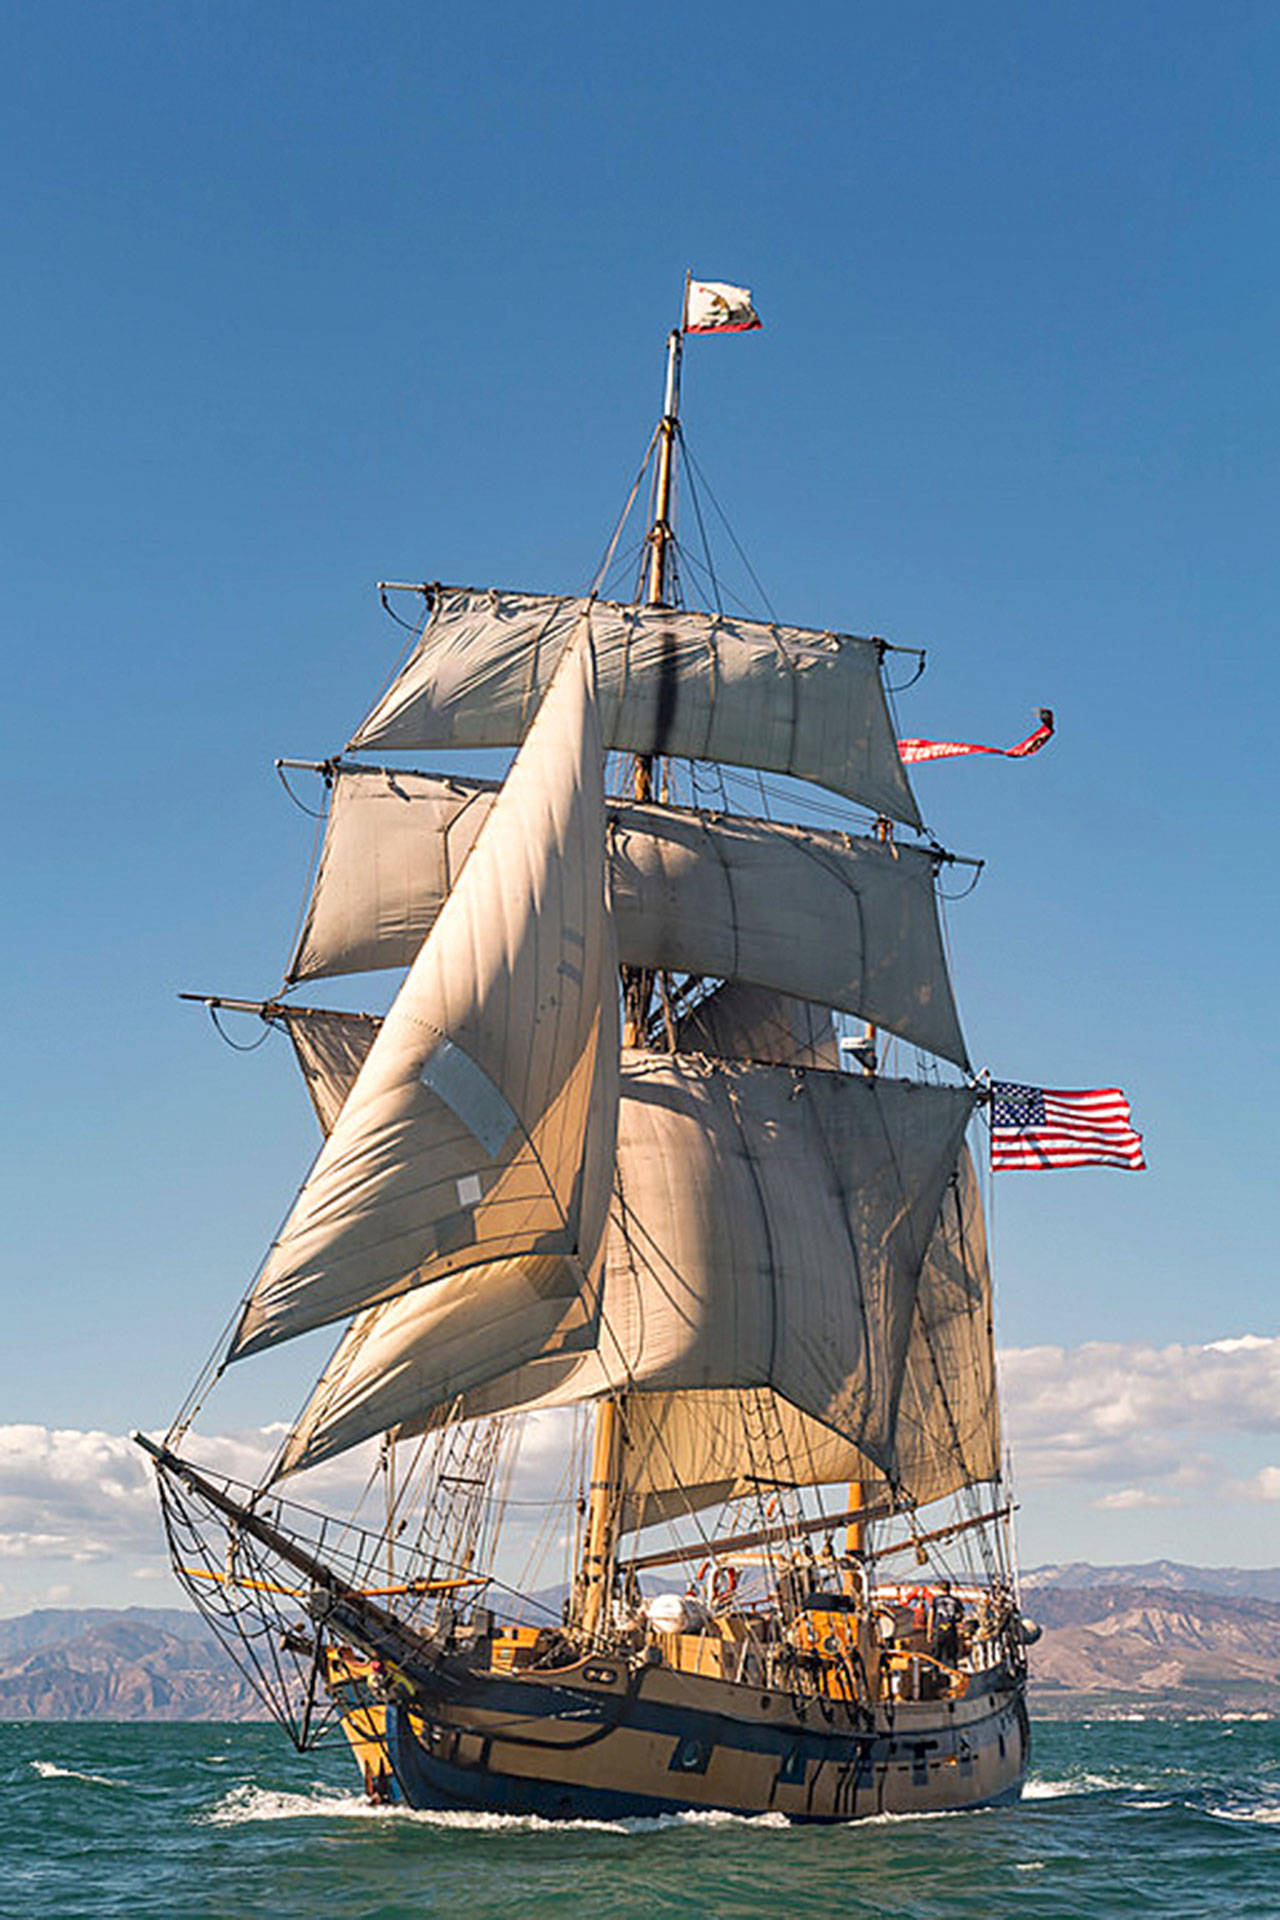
[288, 764, 967, 1066]
[348, 587, 922, 828]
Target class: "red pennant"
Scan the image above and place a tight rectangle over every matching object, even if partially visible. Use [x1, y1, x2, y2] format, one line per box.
[898, 709, 1054, 766]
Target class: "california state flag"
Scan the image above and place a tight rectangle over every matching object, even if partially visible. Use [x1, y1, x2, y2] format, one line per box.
[684, 279, 762, 334]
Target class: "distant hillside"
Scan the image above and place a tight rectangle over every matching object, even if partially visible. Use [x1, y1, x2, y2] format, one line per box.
[1024, 1583, 1280, 1718]
[0, 1607, 262, 1721]
[1, 1567, 1276, 1720]
[1023, 1561, 1280, 1604]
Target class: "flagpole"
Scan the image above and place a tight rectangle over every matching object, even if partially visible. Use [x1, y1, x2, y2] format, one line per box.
[642, 320, 683, 621]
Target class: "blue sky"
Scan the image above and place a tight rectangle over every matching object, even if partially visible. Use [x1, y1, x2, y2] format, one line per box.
[2, 1, 1277, 1607]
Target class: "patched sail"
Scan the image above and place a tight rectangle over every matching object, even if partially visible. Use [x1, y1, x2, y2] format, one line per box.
[277, 1057, 975, 1477]
[229, 638, 618, 1360]
[287, 766, 965, 1066]
[348, 587, 922, 827]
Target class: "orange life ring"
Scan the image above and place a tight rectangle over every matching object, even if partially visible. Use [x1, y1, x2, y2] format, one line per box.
[710, 1565, 738, 1604]
[904, 1584, 932, 1627]
[686, 1559, 713, 1599]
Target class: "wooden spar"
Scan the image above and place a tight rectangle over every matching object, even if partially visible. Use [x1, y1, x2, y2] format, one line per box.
[868, 1505, 1015, 1565]
[177, 993, 378, 1028]
[843, 822, 892, 1582]
[580, 310, 686, 1634]
[577, 1393, 625, 1641]
[625, 1498, 1013, 1575]
[625, 1495, 900, 1573]
[621, 321, 681, 1030]
[134, 1434, 434, 1655]
[642, 326, 682, 613]
[178, 1565, 483, 1600]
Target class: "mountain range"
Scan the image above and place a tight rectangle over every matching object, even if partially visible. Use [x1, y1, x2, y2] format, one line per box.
[0, 1564, 1276, 1721]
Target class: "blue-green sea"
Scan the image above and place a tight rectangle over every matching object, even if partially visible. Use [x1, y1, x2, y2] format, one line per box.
[2, 1719, 1277, 1919]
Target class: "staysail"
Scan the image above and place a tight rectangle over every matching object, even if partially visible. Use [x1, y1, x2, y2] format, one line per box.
[228, 637, 618, 1360]
[287, 765, 966, 1066]
[347, 587, 922, 827]
[276, 1058, 976, 1481]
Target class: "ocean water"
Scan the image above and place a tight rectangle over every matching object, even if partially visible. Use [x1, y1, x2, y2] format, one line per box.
[2, 1719, 1277, 1919]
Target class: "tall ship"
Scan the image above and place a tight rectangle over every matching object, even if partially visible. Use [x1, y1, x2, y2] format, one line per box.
[141, 283, 1037, 1820]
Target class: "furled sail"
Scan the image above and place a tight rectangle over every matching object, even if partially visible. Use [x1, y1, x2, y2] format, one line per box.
[287, 766, 965, 1066]
[347, 587, 922, 827]
[228, 638, 619, 1361]
[277, 1056, 976, 1478]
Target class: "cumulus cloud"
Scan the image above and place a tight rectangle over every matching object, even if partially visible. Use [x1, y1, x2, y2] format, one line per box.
[1228, 1465, 1280, 1503]
[0, 1424, 380, 1568]
[0, 1408, 582, 1577]
[1, 1338, 1275, 1575]
[1000, 1333, 1280, 1507]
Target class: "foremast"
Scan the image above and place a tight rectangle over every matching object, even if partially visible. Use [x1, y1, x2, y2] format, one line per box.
[582, 313, 684, 1642]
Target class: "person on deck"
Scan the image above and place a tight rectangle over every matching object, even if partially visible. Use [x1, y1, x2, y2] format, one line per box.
[932, 1582, 963, 1666]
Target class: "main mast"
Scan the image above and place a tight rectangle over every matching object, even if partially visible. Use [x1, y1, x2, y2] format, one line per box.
[621, 317, 682, 1040]
[581, 306, 684, 1640]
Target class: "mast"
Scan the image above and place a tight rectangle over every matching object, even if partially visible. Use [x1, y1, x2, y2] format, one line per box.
[845, 818, 891, 1574]
[622, 311, 682, 1038]
[582, 302, 685, 1635]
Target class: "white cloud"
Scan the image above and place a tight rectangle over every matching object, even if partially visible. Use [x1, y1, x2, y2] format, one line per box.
[1228, 1465, 1280, 1503]
[1094, 1487, 1167, 1511]
[0, 1423, 381, 1571]
[1000, 1333, 1280, 1505]
[1, 1338, 1275, 1585]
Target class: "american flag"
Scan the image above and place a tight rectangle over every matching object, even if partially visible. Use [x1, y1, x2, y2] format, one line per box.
[989, 1082, 1146, 1171]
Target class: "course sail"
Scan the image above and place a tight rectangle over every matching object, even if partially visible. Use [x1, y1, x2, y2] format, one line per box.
[275, 1058, 977, 1483]
[348, 587, 923, 827]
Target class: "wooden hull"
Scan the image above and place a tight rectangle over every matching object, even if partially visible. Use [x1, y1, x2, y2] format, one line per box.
[334, 1654, 1028, 1822]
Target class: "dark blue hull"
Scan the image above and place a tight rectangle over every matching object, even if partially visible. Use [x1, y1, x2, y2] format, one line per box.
[346, 1659, 1030, 1823]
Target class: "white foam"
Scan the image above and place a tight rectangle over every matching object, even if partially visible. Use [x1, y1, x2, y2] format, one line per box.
[1023, 1772, 1119, 1800]
[857, 1806, 986, 1827]
[202, 1783, 794, 1835]
[1204, 1803, 1280, 1828]
[30, 1760, 124, 1788]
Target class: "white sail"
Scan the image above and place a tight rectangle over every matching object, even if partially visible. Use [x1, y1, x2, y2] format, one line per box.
[613, 1146, 999, 1527]
[348, 587, 922, 827]
[288, 768, 494, 984]
[229, 638, 618, 1360]
[275, 1255, 603, 1479]
[279, 1009, 386, 1136]
[288, 767, 965, 1066]
[278, 1057, 976, 1477]
[275, 987, 839, 1139]
[672, 982, 840, 1068]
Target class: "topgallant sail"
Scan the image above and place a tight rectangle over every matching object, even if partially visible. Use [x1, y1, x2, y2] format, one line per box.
[140, 294, 1037, 1821]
